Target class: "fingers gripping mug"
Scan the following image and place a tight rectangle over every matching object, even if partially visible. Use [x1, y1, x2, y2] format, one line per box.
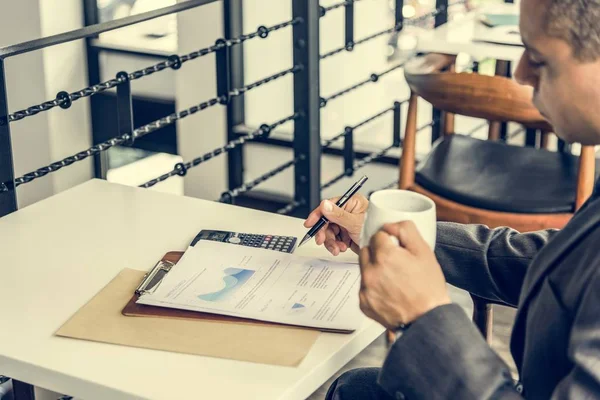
[359, 189, 437, 250]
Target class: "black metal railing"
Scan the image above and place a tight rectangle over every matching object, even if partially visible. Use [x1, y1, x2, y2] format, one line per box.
[6, 19, 300, 124]
[0, 0, 460, 219]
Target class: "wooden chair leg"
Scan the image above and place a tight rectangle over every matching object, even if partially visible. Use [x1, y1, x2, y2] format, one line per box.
[575, 145, 597, 210]
[442, 62, 456, 136]
[471, 294, 493, 344]
[443, 111, 455, 136]
[540, 130, 550, 149]
[488, 121, 501, 141]
[399, 93, 419, 189]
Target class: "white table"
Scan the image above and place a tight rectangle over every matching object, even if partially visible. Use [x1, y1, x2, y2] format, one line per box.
[415, 3, 523, 62]
[0, 179, 384, 400]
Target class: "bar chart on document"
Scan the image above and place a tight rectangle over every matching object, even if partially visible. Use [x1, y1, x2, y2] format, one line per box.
[137, 241, 364, 331]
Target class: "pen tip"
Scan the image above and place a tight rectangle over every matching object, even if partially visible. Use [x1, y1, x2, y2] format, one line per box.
[298, 235, 310, 248]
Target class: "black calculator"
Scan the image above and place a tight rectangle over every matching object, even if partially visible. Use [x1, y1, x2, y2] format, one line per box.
[190, 229, 297, 253]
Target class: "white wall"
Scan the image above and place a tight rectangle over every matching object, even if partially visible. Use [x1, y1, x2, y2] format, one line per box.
[1, 0, 54, 208]
[0, 0, 93, 210]
[176, 1, 228, 201]
[39, 0, 94, 195]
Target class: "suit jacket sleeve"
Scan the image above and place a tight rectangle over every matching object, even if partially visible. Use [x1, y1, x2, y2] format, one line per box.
[377, 269, 600, 400]
[435, 222, 558, 307]
[550, 266, 600, 398]
[377, 304, 522, 400]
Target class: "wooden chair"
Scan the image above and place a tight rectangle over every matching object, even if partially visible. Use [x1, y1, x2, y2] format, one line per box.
[399, 54, 597, 343]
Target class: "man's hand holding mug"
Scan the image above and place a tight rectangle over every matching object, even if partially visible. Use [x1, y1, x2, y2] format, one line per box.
[303, 190, 451, 329]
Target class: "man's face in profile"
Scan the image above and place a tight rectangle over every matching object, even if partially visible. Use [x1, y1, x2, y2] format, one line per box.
[514, 0, 600, 145]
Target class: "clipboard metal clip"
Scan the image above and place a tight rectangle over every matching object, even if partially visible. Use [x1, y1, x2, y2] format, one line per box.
[135, 259, 175, 296]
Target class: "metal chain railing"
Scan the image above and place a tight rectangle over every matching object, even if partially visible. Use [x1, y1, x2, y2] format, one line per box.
[321, 60, 408, 106]
[320, 0, 364, 15]
[219, 156, 303, 203]
[371, 179, 400, 195]
[321, 0, 466, 60]
[4, 136, 128, 190]
[322, 144, 396, 190]
[6, 18, 301, 124]
[321, 27, 398, 59]
[132, 65, 301, 139]
[1, 66, 302, 192]
[321, 101, 405, 149]
[141, 113, 301, 188]
[321, 118, 436, 190]
[276, 199, 305, 215]
[321, 8, 447, 60]
[276, 100, 408, 215]
[465, 120, 490, 137]
[509, 126, 526, 140]
[417, 120, 436, 132]
[0, 0, 465, 213]
[139, 100, 401, 207]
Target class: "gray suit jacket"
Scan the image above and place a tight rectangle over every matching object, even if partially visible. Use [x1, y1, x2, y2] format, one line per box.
[377, 179, 600, 399]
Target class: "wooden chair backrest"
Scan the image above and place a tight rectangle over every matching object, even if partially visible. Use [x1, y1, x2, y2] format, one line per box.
[400, 54, 595, 210]
[404, 56, 553, 131]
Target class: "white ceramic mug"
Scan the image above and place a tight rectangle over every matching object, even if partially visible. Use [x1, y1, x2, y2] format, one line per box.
[359, 189, 437, 250]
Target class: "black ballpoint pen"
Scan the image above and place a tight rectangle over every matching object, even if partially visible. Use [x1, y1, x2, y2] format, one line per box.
[298, 175, 369, 247]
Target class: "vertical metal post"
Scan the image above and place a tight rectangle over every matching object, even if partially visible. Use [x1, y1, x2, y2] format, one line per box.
[434, 0, 448, 28]
[0, 59, 18, 218]
[495, 60, 511, 141]
[292, 0, 321, 216]
[215, 40, 231, 104]
[224, 0, 245, 192]
[525, 128, 538, 147]
[83, 0, 108, 179]
[393, 101, 402, 147]
[344, 127, 354, 176]
[345, 1, 355, 50]
[116, 72, 134, 145]
[395, 0, 404, 29]
[431, 0, 448, 144]
[558, 139, 571, 153]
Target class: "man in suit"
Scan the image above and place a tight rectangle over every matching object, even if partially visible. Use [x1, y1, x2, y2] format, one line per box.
[304, 0, 600, 398]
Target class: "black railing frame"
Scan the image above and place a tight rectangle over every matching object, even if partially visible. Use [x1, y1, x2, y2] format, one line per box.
[0, 0, 227, 218]
[292, 0, 322, 216]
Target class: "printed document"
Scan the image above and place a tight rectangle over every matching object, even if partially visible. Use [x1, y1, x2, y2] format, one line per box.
[137, 241, 364, 331]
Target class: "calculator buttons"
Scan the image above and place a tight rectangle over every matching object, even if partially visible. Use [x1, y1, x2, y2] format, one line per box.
[195, 230, 296, 253]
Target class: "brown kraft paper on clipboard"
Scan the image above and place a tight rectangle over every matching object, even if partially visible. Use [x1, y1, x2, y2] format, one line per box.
[55, 265, 321, 367]
[122, 252, 354, 334]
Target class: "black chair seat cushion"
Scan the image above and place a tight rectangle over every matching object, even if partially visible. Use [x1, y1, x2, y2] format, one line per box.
[415, 134, 599, 214]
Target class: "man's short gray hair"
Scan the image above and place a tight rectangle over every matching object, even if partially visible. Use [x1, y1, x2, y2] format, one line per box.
[545, 0, 600, 61]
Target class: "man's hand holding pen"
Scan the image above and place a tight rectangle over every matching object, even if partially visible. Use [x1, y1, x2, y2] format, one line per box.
[303, 194, 369, 255]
